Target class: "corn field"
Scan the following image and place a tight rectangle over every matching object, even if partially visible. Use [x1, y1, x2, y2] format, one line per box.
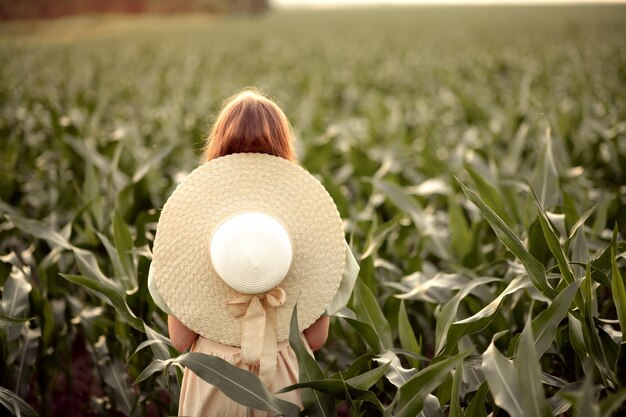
[1, 6, 626, 417]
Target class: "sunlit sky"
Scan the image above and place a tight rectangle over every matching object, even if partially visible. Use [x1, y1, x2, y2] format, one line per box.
[272, 0, 625, 7]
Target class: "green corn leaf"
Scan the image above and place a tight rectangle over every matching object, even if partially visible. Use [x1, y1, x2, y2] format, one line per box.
[1, 266, 32, 326]
[540, 373, 569, 390]
[344, 362, 390, 390]
[398, 300, 421, 366]
[129, 323, 174, 364]
[36, 294, 53, 350]
[176, 352, 301, 416]
[64, 136, 116, 175]
[569, 227, 590, 286]
[528, 217, 552, 266]
[89, 334, 134, 414]
[534, 191, 584, 310]
[0, 201, 19, 217]
[599, 388, 626, 417]
[575, 372, 600, 417]
[464, 162, 513, 226]
[96, 231, 128, 288]
[420, 394, 444, 417]
[516, 320, 553, 417]
[549, 394, 573, 416]
[113, 209, 138, 294]
[465, 381, 489, 417]
[335, 372, 358, 416]
[60, 274, 144, 331]
[328, 354, 375, 380]
[289, 304, 335, 417]
[131, 142, 177, 184]
[0, 251, 23, 269]
[72, 248, 120, 290]
[448, 192, 472, 261]
[435, 276, 499, 354]
[278, 379, 384, 412]
[12, 326, 40, 400]
[592, 239, 626, 285]
[532, 279, 582, 357]
[551, 381, 584, 415]
[360, 216, 399, 260]
[566, 205, 596, 242]
[134, 359, 171, 384]
[5, 214, 73, 250]
[535, 203, 577, 285]
[372, 178, 449, 260]
[144, 323, 174, 360]
[0, 312, 32, 327]
[443, 275, 530, 355]
[562, 191, 579, 232]
[82, 162, 104, 230]
[581, 264, 614, 387]
[482, 341, 523, 417]
[457, 178, 556, 299]
[371, 179, 426, 231]
[342, 316, 385, 353]
[395, 350, 469, 417]
[591, 193, 611, 237]
[375, 350, 417, 388]
[616, 342, 626, 388]
[0, 386, 40, 417]
[352, 279, 393, 350]
[610, 227, 626, 342]
[130, 339, 170, 362]
[568, 313, 595, 377]
[530, 127, 559, 210]
[96, 342, 136, 415]
[448, 364, 463, 417]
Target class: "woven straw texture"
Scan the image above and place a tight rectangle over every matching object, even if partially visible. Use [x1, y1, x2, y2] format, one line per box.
[152, 153, 346, 347]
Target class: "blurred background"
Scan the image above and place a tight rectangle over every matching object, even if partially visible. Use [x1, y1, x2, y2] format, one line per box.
[0, 0, 266, 19]
[1, 1, 626, 417]
[2, 0, 625, 19]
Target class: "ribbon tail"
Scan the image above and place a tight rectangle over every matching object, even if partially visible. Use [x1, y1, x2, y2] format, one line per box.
[259, 303, 279, 385]
[241, 296, 265, 366]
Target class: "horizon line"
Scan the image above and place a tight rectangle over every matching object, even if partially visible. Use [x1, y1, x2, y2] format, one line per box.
[270, 0, 626, 8]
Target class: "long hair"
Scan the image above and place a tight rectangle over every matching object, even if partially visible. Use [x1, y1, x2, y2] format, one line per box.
[202, 89, 297, 162]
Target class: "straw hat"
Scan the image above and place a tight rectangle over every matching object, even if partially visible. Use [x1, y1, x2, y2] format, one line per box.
[152, 153, 345, 369]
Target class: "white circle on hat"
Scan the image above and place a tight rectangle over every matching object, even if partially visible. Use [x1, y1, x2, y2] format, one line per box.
[210, 212, 293, 294]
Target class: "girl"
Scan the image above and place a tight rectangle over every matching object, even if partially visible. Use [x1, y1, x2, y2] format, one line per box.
[149, 89, 358, 416]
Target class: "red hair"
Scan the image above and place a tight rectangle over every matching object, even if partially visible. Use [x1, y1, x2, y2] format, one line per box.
[202, 90, 297, 163]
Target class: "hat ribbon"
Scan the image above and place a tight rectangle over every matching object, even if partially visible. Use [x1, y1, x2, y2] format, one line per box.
[226, 287, 286, 384]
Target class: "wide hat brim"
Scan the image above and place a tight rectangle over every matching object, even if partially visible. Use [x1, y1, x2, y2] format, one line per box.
[152, 153, 346, 346]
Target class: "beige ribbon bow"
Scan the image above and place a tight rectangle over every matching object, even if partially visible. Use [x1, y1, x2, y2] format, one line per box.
[226, 287, 287, 384]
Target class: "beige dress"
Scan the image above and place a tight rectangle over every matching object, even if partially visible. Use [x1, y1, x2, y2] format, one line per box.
[149, 241, 359, 416]
[179, 336, 313, 417]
